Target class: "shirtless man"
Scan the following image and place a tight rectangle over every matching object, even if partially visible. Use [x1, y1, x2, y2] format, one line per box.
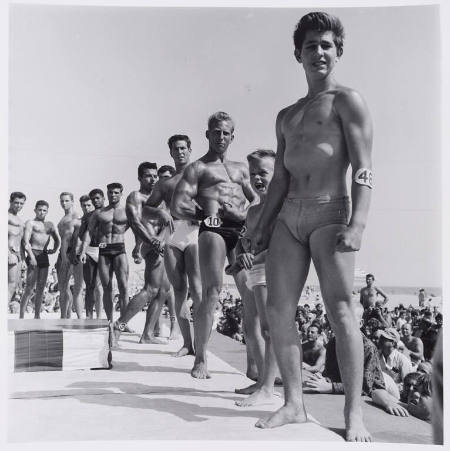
[56, 192, 84, 318]
[360, 273, 389, 309]
[302, 324, 327, 374]
[83, 183, 130, 321]
[250, 13, 373, 440]
[8, 192, 26, 303]
[110, 164, 172, 344]
[171, 111, 255, 379]
[145, 135, 202, 356]
[20, 200, 60, 318]
[70, 194, 103, 318]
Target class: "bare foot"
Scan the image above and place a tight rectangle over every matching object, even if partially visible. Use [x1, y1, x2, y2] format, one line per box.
[172, 346, 194, 357]
[123, 324, 135, 334]
[110, 322, 121, 348]
[191, 361, 211, 379]
[139, 335, 168, 344]
[236, 388, 280, 407]
[345, 411, 372, 442]
[235, 382, 260, 395]
[169, 330, 181, 340]
[255, 404, 308, 429]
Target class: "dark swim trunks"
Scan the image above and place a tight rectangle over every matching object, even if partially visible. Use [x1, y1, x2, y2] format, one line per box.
[98, 242, 126, 262]
[198, 217, 246, 253]
[25, 249, 50, 268]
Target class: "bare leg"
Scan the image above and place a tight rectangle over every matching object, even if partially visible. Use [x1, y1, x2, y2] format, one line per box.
[164, 246, 193, 355]
[192, 232, 227, 379]
[83, 256, 97, 318]
[310, 225, 371, 442]
[94, 276, 103, 319]
[33, 267, 49, 319]
[256, 220, 310, 428]
[139, 287, 168, 344]
[233, 270, 265, 394]
[71, 262, 85, 318]
[19, 266, 38, 318]
[114, 253, 129, 317]
[236, 284, 279, 406]
[166, 289, 180, 340]
[8, 262, 20, 303]
[97, 256, 114, 321]
[56, 256, 72, 319]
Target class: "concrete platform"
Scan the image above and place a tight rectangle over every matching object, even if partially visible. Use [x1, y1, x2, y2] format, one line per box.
[7, 312, 433, 444]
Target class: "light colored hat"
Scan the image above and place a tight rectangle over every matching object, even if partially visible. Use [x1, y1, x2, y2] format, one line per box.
[378, 328, 401, 343]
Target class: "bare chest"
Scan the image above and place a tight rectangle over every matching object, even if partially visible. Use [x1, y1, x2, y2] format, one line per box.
[99, 208, 127, 226]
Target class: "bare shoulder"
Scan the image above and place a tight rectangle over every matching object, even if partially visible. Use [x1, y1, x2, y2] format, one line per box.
[334, 86, 368, 114]
[126, 190, 140, 204]
[46, 221, 56, 231]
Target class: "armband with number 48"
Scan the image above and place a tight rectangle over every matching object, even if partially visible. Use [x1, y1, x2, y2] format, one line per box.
[353, 168, 373, 189]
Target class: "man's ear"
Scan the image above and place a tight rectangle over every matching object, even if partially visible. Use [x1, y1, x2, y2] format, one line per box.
[294, 48, 302, 63]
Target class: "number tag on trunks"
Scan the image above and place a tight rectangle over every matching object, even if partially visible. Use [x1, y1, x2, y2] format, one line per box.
[99, 243, 107, 248]
[203, 216, 223, 228]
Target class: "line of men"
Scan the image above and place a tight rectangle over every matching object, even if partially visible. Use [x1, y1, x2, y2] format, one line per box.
[8, 12, 374, 441]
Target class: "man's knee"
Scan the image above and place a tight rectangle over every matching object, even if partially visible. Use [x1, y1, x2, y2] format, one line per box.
[204, 284, 221, 301]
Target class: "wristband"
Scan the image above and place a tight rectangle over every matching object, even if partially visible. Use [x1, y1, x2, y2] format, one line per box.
[353, 168, 373, 188]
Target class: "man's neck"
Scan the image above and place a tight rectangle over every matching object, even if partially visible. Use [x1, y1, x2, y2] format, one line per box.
[305, 74, 337, 98]
[139, 186, 153, 196]
[175, 161, 188, 174]
[64, 208, 74, 216]
[205, 149, 227, 162]
[8, 208, 18, 216]
[34, 217, 45, 222]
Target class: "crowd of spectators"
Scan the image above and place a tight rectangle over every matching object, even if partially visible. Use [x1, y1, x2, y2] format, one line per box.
[215, 282, 442, 423]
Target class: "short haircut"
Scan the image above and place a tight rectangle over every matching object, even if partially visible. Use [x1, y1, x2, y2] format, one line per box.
[247, 148, 276, 164]
[167, 134, 191, 150]
[10, 192, 26, 202]
[60, 192, 74, 200]
[35, 200, 49, 209]
[435, 313, 443, 321]
[158, 165, 176, 177]
[79, 195, 91, 204]
[366, 273, 375, 280]
[138, 162, 158, 178]
[207, 111, 235, 133]
[107, 183, 123, 192]
[89, 188, 104, 198]
[293, 12, 345, 54]
[309, 322, 322, 334]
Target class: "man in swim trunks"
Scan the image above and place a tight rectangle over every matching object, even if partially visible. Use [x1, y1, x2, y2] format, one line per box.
[8, 192, 26, 303]
[56, 192, 84, 318]
[360, 273, 389, 309]
[250, 12, 373, 441]
[145, 135, 202, 356]
[171, 111, 256, 379]
[70, 194, 99, 318]
[110, 165, 172, 344]
[84, 183, 131, 321]
[20, 200, 60, 318]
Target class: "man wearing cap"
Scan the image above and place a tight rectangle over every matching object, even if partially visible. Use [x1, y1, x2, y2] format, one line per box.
[378, 328, 413, 385]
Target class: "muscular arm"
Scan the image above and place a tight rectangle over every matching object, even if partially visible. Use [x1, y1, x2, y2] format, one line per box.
[376, 287, 390, 305]
[336, 89, 373, 237]
[254, 109, 290, 232]
[22, 221, 34, 259]
[125, 192, 156, 244]
[170, 163, 200, 221]
[403, 338, 424, 362]
[48, 223, 60, 254]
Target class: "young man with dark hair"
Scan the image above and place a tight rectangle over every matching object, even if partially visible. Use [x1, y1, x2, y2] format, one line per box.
[84, 183, 130, 321]
[250, 12, 373, 441]
[20, 201, 60, 318]
[8, 192, 26, 302]
[111, 164, 173, 344]
[144, 136, 202, 356]
[360, 273, 389, 309]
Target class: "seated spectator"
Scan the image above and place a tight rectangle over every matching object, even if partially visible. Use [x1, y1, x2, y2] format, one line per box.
[417, 361, 433, 375]
[400, 371, 421, 403]
[396, 310, 407, 330]
[414, 313, 439, 360]
[406, 373, 432, 421]
[363, 301, 390, 329]
[305, 331, 408, 417]
[378, 328, 413, 388]
[301, 324, 326, 374]
[399, 323, 424, 368]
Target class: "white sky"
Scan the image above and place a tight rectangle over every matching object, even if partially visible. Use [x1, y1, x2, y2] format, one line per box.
[8, 2, 442, 287]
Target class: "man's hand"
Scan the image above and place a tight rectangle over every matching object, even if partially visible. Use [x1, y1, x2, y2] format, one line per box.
[250, 227, 271, 256]
[385, 403, 409, 417]
[46, 248, 57, 255]
[303, 373, 333, 393]
[29, 256, 37, 267]
[335, 226, 364, 252]
[237, 252, 254, 270]
[220, 202, 244, 223]
[132, 245, 142, 264]
[79, 252, 87, 264]
[156, 209, 174, 234]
